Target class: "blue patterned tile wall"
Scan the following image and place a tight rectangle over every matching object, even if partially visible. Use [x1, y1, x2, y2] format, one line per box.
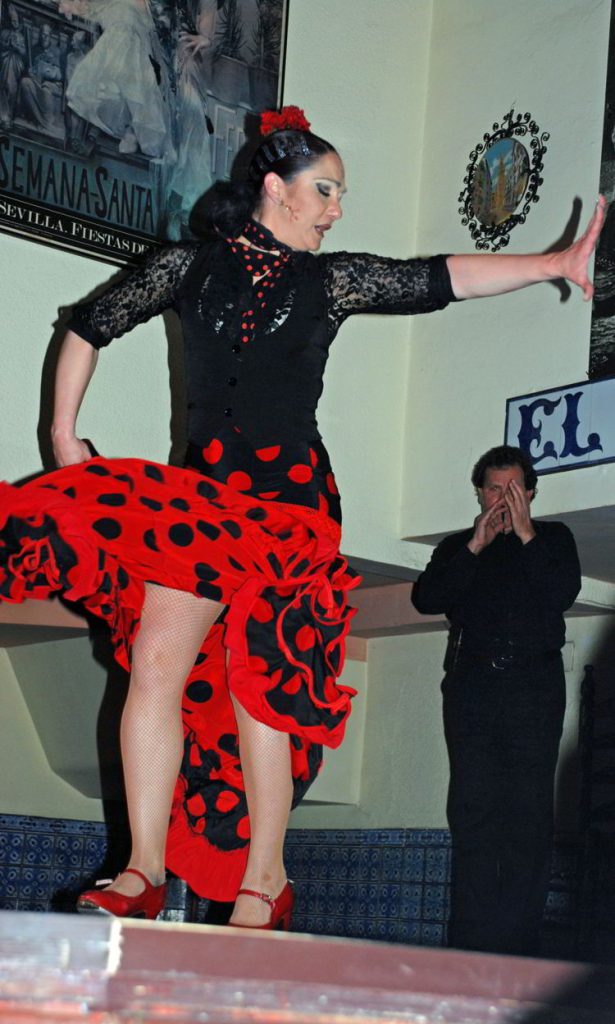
[0, 815, 189, 922]
[0, 817, 104, 915]
[0, 814, 581, 954]
[283, 828, 450, 945]
[0, 815, 452, 942]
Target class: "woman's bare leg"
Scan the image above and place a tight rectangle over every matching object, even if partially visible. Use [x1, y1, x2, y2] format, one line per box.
[228, 695, 293, 926]
[104, 584, 224, 896]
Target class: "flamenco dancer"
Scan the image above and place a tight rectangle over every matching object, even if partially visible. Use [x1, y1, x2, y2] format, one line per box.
[0, 106, 604, 929]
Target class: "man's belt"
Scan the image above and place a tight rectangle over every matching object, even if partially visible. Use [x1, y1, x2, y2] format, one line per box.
[446, 626, 561, 672]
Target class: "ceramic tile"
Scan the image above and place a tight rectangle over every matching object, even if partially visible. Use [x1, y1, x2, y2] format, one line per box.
[397, 918, 422, 943]
[419, 922, 445, 946]
[381, 845, 404, 880]
[400, 846, 425, 882]
[425, 846, 450, 882]
[0, 814, 582, 953]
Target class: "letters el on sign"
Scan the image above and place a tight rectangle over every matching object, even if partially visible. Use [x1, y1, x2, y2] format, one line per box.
[504, 378, 615, 475]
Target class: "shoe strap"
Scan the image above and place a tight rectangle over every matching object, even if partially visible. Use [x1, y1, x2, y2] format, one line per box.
[237, 887, 274, 906]
[122, 868, 154, 888]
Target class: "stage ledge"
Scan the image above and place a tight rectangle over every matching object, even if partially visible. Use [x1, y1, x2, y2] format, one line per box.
[0, 596, 368, 659]
[1, 910, 615, 1023]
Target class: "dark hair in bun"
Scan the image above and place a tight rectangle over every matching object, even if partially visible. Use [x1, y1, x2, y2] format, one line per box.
[190, 128, 337, 238]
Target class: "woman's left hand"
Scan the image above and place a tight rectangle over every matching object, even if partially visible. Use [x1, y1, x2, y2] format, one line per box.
[448, 195, 608, 301]
[551, 194, 608, 300]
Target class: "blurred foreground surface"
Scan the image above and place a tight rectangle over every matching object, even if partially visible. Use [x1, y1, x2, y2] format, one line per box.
[1, 910, 615, 1022]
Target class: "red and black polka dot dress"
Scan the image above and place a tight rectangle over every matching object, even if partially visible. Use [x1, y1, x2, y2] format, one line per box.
[0, 222, 455, 900]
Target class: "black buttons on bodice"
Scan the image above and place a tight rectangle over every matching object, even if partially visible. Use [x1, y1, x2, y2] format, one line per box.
[218, 221, 295, 431]
[197, 220, 297, 436]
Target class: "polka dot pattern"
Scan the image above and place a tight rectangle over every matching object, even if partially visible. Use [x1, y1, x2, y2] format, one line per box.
[169, 523, 194, 547]
[226, 220, 292, 341]
[288, 464, 313, 484]
[203, 439, 223, 464]
[92, 517, 122, 540]
[186, 431, 341, 525]
[255, 445, 281, 461]
[227, 471, 252, 491]
[0, 452, 359, 904]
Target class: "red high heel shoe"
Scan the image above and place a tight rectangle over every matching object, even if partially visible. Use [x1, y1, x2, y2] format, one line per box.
[77, 868, 166, 920]
[232, 881, 295, 931]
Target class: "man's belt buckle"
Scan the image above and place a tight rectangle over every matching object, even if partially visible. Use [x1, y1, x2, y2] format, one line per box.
[491, 652, 514, 670]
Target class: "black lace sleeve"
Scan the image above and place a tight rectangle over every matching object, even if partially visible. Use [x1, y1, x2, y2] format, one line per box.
[320, 251, 457, 338]
[67, 243, 201, 349]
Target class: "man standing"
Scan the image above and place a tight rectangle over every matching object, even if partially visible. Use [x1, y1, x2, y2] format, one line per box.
[412, 445, 581, 957]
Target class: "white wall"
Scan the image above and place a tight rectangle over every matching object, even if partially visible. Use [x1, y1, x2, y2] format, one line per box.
[0, 0, 435, 568]
[291, 630, 451, 830]
[403, 0, 613, 539]
[0, 647, 101, 820]
[284, 0, 434, 565]
[0, 636, 366, 821]
[1, 0, 614, 831]
[292, 610, 615, 832]
[3, 2, 609, 561]
[3, 0, 610, 553]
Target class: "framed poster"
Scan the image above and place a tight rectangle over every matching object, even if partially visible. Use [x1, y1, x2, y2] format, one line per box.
[589, 1, 615, 378]
[0, 0, 289, 264]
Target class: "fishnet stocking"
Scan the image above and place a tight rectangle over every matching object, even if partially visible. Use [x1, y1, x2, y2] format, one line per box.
[107, 583, 223, 898]
[229, 694, 293, 926]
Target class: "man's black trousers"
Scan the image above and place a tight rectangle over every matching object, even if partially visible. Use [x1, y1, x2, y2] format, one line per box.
[442, 654, 565, 957]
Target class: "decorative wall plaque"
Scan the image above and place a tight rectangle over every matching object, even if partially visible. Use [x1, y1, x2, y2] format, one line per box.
[458, 110, 548, 252]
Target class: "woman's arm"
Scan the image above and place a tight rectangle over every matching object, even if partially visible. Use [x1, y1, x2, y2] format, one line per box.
[447, 196, 606, 300]
[323, 196, 606, 334]
[49, 243, 200, 466]
[51, 331, 99, 467]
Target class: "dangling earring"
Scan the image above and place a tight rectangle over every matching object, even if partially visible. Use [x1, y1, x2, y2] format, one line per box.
[275, 193, 296, 220]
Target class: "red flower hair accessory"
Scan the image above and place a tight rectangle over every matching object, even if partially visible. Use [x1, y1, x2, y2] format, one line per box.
[260, 105, 311, 136]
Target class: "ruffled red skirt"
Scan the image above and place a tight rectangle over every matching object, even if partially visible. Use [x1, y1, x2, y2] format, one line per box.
[0, 457, 360, 900]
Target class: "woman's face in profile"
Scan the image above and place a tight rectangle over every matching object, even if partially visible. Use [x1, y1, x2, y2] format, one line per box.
[277, 152, 346, 252]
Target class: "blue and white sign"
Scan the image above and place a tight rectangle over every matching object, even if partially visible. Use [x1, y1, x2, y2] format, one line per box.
[505, 375, 615, 475]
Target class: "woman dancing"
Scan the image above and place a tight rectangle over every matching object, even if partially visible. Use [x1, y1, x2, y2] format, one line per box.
[0, 105, 604, 929]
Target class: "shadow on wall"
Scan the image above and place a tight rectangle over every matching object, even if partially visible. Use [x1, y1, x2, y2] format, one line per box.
[48, 612, 131, 914]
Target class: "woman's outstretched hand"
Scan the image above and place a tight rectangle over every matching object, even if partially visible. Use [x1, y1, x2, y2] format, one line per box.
[549, 195, 607, 300]
[447, 195, 608, 301]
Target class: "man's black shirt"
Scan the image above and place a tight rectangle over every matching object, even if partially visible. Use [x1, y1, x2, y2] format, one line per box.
[412, 521, 581, 653]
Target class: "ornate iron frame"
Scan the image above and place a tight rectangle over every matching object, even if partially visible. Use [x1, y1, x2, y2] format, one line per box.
[458, 110, 549, 252]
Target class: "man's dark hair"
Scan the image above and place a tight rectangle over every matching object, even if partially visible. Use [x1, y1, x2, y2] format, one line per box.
[471, 445, 537, 491]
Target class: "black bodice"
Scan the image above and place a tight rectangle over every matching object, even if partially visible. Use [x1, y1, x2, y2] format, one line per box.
[68, 229, 455, 450]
